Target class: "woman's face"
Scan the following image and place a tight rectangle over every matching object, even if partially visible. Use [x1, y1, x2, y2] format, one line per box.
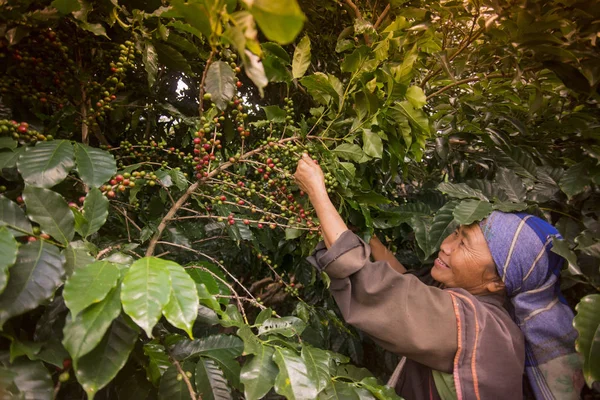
[431, 223, 502, 294]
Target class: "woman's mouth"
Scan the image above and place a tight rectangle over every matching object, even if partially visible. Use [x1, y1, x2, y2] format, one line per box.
[434, 258, 450, 269]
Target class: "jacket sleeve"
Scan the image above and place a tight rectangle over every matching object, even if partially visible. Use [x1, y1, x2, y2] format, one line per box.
[307, 230, 458, 373]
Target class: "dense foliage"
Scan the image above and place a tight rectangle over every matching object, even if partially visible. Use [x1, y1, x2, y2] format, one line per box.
[0, 0, 598, 398]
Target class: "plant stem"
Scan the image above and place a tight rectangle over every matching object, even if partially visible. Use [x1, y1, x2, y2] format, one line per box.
[198, 49, 216, 119]
[373, 4, 390, 30]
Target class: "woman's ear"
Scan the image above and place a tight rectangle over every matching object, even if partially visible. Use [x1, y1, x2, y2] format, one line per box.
[485, 280, 505, 294]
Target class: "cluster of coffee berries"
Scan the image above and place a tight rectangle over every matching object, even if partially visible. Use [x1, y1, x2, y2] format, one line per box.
[0, 120, 49, 143]
[100, 172, 139, 199]
[0, 29, 73, 111]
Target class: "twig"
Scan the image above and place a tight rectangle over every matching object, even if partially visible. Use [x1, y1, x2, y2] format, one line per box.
[373, 4, 390, 30]
[343, 0, 371, 45]
[426, 73, 504, 100]
[169, 356, 199, 400]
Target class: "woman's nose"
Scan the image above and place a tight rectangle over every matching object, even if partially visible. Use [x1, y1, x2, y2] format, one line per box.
[440, 235, 455, 255]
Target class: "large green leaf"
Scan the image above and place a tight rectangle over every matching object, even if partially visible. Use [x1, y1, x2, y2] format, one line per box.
[302, 345, 331, 393]
[240, 344, 277, 400]
[0, 226, 19, 294]
[74, 315, 139, 400]
[362, 130, 383, 158]
[560, 161, 592, 199]
[392, 101, 430, 135]
[17, 140, 74, 188]
[195, 357, 232, 400]
[413, 201, 458, 259]
[144, 41, 159, 87]
[63, 243, 95, 277]
[76, 188, 109, 238]
[495, 168, 527, 203]
[62, 285, 122, 362]
[163, 262, 199, 339]
[22, 185, 74, 245]
[158, 361, 196, 400]
[121, 257, 171, 337]
[405, 86, 426, 109]
[249, 0, 305, 45]
[574, 294, 600, 388]
[272, 347, 318, 400]
[144, 342, 171, 386]
[154, 42, 193, 76]
[74, 143, 116, 188]
[318, 381, 365, 400]
[0, 195, 32, 236]
[205, 61, 237, 111]
[300, 73, 339, 105]
[292, 35, 311, 79]
[437, 182, 488, 201]
[63, 261, 120, 317]
[258, 316, 306, 338]
[169, 334, 244, 361]
[550, 238, 581, 276]
[0, 241, 64, 328]
[494, 146, 537, 179]
[452, 200, 494, 225]
[7, 359, 53, 400]
[332, 143, 365, 163]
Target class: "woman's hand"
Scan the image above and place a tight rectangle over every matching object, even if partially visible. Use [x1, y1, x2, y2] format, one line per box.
[294, 153, 326, 198]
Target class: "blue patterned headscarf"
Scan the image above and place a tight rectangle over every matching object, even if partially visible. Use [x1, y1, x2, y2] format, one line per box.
[479, 212, 584, 399]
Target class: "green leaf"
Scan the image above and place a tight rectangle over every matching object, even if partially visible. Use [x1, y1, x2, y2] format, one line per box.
[76, 188, 109, 238]
[300, 73, 339, 105]
[494, 146, 537, 180]
[242, 50, 268, 95]
[262, 105, 287, 123]
[574, 294, 600, 388]
[205, 61, 236, 111]
[258, 316, 306, 338]
[144, 342, 171, 386]
[75, 315, 139, 400]
[63, 243, 95, 277]
[249, 0, 306, 45]
[0, 147, 24, 170]
[332, 143, 364, 163]
[23, 185, 74, 245]
[551, 238, 581, 276]
[495, 168, 526, 202]
[319, 381, 365, 399]
[292, 35, 311, 79]
[236, 325, 263, 356]
[7, 359, 53, 400]
[51, 0, 82, 13]
[163, 262, 199, 339]
[62, 285, 122, 362]
[0, 241, 64, 328]
[0, 226, 19, 294]
[272, 347, 318, 400]
[301, 346, 331, 393]
[392, 101, 429, 135]
[144, 42, 159, 87]
[154, 42, 193, 76]
[560, 161, 591, 199]
[158, 361, 196, 400]
[170, 0, 214, 38]
[413, 201, 459, 259]
[63, 261, 120, 317]
[195, 357, 232, 400]
[437, 182, 488, 201]
[169, 334, 243, 361]
[17, 140, 74, 188]
[121, 257, 172, 337]
[0, 138, 17, 150]
[74, 143, 117, 188]
[362, 130, 383, 158]
[240, 344, 277, 400]
[0, 195, 32, 236]
[453, 200, 494, 225]
[492, 202, 528, 213]
[405, 86, 426, 109]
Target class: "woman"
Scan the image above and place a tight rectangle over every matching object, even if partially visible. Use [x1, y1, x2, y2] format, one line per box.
[294, 154, 583, 399]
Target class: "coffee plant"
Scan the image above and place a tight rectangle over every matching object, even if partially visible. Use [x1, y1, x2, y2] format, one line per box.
[0, 0, 598, 398]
